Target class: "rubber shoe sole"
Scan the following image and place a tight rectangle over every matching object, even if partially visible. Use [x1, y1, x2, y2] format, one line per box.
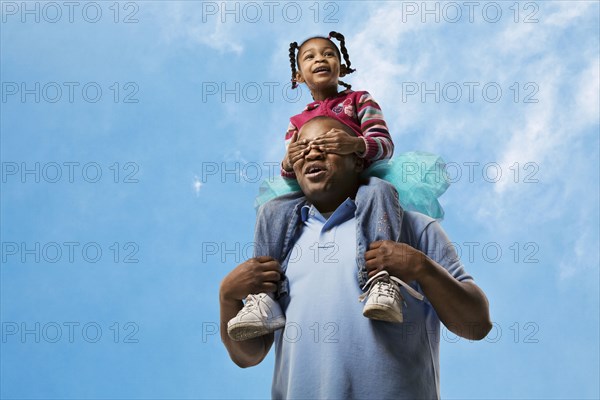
[227, 316, 286, 341]
[363, 303, 403, 323]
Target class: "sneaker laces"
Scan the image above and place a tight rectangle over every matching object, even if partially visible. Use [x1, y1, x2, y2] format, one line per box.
[239, 294, 268, 318]
[358, 271, 424, 303]
[371, 279, 401, 302]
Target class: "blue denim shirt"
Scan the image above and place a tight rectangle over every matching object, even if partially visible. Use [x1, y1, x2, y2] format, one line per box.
[253, 177, 403, 296]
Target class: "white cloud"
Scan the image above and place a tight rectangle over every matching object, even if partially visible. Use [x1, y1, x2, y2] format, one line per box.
[546, 1, 594, 27]
[192, 176, 203, 197]
[493, 66, 560, 195]
[558, 226, 598, 281]
[149, 2, 244, 54]
[574, 58, 600, 126]
[349, 5, 430, 121]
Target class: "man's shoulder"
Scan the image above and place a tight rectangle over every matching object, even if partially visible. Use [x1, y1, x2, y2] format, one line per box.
[400, 211, 438, 247]
[403, 210, 436, 228]
[258, 192, 306, 219]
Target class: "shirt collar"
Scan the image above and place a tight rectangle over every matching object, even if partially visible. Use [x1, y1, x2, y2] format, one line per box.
[304, 89, 353, 111]
[301, 198, 357, 232]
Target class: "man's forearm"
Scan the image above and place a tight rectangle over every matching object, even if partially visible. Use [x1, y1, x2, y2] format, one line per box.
[417, 258, 492, 340]
[219, 295, 273, 367]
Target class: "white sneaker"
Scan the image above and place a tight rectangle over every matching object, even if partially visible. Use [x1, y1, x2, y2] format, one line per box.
[227, 293, 285, 341]
[359, 271, 424, 323]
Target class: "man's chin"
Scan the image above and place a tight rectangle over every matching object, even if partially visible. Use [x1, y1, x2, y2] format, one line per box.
[301, 182, 331, 200]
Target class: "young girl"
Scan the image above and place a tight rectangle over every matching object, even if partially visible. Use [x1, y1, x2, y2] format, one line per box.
[227, 32, 448, 341]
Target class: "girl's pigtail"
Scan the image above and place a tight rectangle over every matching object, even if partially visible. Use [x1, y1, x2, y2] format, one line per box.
[338, 80, 352, 90]
[289, 42, 299, 89]
[328, 31, 356, 76]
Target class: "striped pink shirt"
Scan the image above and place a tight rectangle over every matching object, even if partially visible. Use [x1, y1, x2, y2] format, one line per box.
[282, 90, 394, 178]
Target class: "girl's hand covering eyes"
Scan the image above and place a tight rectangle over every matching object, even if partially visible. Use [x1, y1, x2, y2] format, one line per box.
[309, 128, 366, 155]
[282, 132, 310, 172]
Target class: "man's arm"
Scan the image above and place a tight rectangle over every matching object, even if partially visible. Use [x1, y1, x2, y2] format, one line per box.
[365, 241, 492, 340]
[219, 257, 279, 367]
[413, 255, 491, 340]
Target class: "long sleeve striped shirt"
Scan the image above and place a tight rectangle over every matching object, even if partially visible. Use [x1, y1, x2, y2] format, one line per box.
[282, 90, 394, 178]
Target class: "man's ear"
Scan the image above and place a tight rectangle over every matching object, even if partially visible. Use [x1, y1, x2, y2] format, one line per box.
[353, 155, 365, 173]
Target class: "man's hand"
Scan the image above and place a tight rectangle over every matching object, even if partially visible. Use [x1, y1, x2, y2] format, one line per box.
[220, 256, 282, 302]
[365, 240, 428, 282]
[219, 256, 280, 368]
[309, 128, 366, 155]
[283, 132, 310, 172]
[365, 240, 492, 340]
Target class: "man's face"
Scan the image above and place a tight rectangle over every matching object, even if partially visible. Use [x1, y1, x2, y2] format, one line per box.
[293, 119, 363, 212]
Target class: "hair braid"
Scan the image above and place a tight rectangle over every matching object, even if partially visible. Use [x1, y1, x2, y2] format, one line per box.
[289, 42, 299, 89]
[328, 31, 356, 75]
[338, 80, 352, 90]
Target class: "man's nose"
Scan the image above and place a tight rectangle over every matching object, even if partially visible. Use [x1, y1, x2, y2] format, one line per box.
[305, 143, 325, 160]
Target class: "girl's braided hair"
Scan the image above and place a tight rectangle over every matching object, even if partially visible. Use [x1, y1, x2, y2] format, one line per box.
[289, 31, 356, 90]
[289, 41, 300, 89]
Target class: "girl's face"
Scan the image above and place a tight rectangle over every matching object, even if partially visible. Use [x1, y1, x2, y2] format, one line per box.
[296, 38, 341, 95]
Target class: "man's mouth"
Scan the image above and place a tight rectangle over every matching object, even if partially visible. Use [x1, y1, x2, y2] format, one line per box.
[304, 164, 327, 179]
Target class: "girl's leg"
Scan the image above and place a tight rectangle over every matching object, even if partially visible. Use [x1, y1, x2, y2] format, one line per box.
[228, 192, 304, 340]
[355, 177, 409, 322]
[355, 177, 404, 283]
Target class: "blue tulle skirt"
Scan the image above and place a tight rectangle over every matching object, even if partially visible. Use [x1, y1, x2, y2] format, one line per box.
[254, 151, 450, 219]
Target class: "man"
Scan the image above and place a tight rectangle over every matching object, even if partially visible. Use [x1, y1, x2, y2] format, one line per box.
[219, 117, 492, 399]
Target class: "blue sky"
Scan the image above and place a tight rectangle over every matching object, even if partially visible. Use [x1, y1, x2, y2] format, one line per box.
[1, 1, 598, 399]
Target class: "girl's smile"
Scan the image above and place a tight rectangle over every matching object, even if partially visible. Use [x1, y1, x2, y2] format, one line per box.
[295, 38, 341, 101]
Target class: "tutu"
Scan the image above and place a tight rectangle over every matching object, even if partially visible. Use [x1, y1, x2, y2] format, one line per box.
[254, 175, 301, 210]
[254, 151, 449, 219]
[362, 152, 449, 219]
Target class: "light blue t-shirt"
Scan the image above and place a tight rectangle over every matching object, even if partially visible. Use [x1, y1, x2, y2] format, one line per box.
[272, 199, 473, 399]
